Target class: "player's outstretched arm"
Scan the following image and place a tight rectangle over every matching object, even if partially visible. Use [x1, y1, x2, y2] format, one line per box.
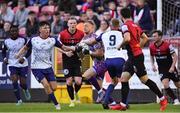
[82, 38, 97, 45]
[15, 45, 29, 59]
[140, 33, 149, 48]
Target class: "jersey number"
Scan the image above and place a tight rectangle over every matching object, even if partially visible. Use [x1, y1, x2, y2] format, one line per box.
[109, 35, 116, 46]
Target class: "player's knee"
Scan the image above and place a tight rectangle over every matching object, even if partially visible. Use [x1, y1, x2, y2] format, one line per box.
[10, 75, 18, 82]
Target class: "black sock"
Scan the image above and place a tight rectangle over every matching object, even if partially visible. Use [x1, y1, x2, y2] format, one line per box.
[165, 87, 177, 100]
[74, 83, 82, 93]
[145, 79, 163, 98]
[67, 85, 74, 100]
[121, 82, 129, 105]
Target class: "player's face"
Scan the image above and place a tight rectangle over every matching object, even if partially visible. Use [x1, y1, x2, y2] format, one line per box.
[152, 32, 161, 43]
[39, 25, 50, 39]
[68, 19, 77, 30]
[84, 23, 94, 34]
[10, 27, 18, 39]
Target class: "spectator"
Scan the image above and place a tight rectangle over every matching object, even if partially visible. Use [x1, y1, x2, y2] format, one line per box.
[62, 12, 71, 30]
[81, 0, 93, 13]
[57, 0, 79, 15]
[28, 0, 48, 7]
[51, 12, 64, 36]
[133, 0, 153, 34]
[25, 11, 39, 37]
[76, 13, 88, 32]
[92, 0, 104, 14]
[95, 19, 110, 36]
[14, 0, 29, 28]
[0, 1, 14, 23]
[107, 1, 119, 19]
[3, 21, 11, 38]
[102, 11, 111, 21]
[86, 9, 100, 30]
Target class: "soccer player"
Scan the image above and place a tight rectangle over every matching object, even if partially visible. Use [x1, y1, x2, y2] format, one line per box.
[149, 30, 180, 105]
[80, 20, 107, 103]
[2, 25, 31, 105]
[81, 18, 126, 109]
[16, 21, 76, 110]
[58, 17, 84, 107]
[110, 7, 168, 111]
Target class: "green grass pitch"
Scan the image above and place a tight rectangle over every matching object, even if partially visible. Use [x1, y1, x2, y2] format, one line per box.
[0, 103, 179, 113]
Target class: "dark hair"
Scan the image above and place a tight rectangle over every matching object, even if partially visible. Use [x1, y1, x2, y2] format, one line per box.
[10, 25, 18, 29]
[151, 30, 163, 37]
[120, 7, 131, 19]
[28, 11, 36, 15]
[54, 11, 60, 16]
[68, 16, 78, 22]
[39, 21, 50, 28]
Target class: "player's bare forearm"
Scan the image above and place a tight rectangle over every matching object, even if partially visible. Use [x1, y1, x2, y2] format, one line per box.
[171, 52, 178, 68]
[16, 46, 28, 59]
[82, 38, 97, 45]
[140, 33, 149, 48]
[61, 45, 76, 51]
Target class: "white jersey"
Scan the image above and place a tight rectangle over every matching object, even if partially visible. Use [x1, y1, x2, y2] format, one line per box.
[96, 30, 126, 59]
[27, 36, 62, 69]
[3, 37, 28, 67]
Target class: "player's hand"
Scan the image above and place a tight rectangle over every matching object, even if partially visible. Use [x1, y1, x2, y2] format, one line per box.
[65, 51, 74, 57]
[75, 45, 83, 52]
[169, 66, 175, 73]
[82, 48, 90, 55]
[152, 65, 157, 72]
[3, 58, 8, 65]
[18, 57, 25, 64]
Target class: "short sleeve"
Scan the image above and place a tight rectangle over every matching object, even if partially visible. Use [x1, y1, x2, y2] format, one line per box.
[54, 37, 63, 48]
[169, 44, 175, 54]
[95, 33, 103, 42]
[121, 25, 129, 34]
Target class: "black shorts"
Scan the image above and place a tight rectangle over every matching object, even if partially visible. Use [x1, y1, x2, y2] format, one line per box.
[63, 60, 82, 78]
[123, 54, 147, 78]
[159, 70, 179, 82]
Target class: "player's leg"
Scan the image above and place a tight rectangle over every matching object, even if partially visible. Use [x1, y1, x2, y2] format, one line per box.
[73, 65, 82, 103]
[162, 77, 179, 105]
[9, 66, 22, 105]
[66, 76, 75, 107]
[83, 67, 101, 91]
[102, 58, 125, 109]
[19, 66, 31, 100]
[169, 72, 180, 105]
[32, 68, 60, 110]
[135, 54, 167, 111]
[74, 76, 82, 103]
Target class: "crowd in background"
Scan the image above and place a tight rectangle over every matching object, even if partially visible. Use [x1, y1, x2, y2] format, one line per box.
[0, 0, 179, 40]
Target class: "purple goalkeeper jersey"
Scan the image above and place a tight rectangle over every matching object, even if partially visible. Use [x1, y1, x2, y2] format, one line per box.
[83, 33, 107, 77]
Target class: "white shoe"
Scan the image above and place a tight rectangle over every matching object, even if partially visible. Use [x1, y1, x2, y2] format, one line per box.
[23, 89, 31, 101]
[55, 104, 61, 110]
[69, 100, 75, 107]
[16, 99, 22, 106]
[173, 99, 180, 105]
[74, 93, 81, 103]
